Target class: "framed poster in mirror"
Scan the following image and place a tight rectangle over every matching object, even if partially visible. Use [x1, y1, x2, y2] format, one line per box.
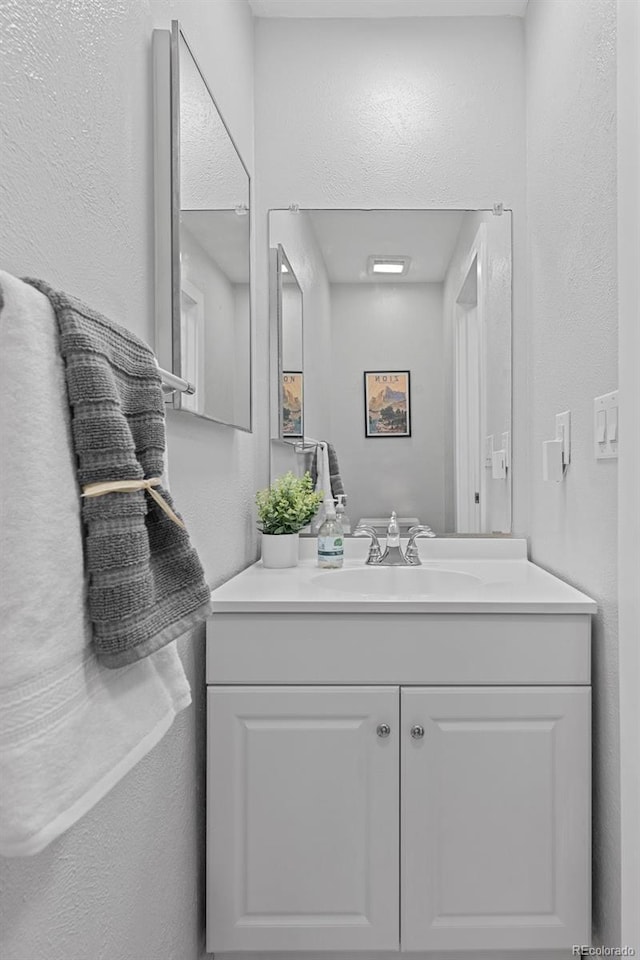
[364, 371, 411, 438]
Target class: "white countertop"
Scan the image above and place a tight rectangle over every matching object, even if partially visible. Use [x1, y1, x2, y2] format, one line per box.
[210, 538, 597, 615]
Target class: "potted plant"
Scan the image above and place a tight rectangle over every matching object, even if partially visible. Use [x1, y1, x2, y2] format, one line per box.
[256, 472, 322, 568]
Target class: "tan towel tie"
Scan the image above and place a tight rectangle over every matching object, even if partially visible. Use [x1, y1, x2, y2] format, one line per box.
[81, 478, 186, 529]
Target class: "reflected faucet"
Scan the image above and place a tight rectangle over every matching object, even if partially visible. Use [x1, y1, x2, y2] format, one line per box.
[354, 512, 436, 566]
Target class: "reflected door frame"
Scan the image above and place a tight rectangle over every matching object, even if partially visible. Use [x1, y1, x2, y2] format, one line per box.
[180, 277, 205, 415]
[454, 225, 487, 534]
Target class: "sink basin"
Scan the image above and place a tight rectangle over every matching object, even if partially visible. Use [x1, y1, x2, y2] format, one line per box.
[311, 566, 482, 597]
[209, 539, 599, 614]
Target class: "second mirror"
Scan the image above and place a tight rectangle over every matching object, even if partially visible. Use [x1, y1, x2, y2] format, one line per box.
[277, 247, 304, 439]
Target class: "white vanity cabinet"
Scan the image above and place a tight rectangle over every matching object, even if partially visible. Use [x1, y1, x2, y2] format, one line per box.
[207, 686, 400, 952]
[206, 549, 594, 957]
[401, 686, 591, 952]
[206, 640, 591, 956]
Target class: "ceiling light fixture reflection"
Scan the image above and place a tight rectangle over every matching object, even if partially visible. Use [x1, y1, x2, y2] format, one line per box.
[367, 256, 411, 277]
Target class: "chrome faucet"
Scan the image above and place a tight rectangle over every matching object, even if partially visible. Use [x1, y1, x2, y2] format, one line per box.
[354, 512, 435, 566]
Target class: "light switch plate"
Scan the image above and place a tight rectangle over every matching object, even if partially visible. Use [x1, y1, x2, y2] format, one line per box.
[594, 391, 618, 459]
[555, 411, 571, 465]
[501, 431, 510, 469]
[484, 435, 494, 467]
[491, 449, 507, 479]
[543, 439, 564, 482]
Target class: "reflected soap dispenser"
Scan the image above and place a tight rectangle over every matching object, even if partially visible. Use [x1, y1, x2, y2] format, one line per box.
[317, 499, 344, 569]
[335, 495, 351, 535]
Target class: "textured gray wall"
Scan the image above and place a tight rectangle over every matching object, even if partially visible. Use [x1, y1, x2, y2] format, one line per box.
[524, 0, 620, 945]
[328, 283, 446, 530]
[0, 1, 263, 959]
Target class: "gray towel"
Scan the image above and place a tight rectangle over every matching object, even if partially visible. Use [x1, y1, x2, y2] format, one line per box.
[25, 279, 211, 668]
[310, 442, 345, 499]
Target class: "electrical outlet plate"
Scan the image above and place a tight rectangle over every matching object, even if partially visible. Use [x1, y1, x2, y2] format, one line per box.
[594, 391, 618, 460]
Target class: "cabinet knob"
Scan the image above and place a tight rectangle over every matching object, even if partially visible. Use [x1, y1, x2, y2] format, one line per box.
[410, 724, 425, 740]
[376, 723, 391, 739]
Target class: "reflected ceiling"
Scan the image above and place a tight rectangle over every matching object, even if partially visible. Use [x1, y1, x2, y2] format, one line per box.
[307, 210, 466, 283]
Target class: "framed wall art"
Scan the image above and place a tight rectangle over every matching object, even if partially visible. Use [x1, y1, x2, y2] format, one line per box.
[281, 371, 303, 437]
[364, 370, 411, 437]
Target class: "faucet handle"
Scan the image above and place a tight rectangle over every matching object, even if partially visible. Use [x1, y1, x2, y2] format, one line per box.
[354, 526, 383, 564]
[407, 524, 436, 539]
[405, 525, 436, 565]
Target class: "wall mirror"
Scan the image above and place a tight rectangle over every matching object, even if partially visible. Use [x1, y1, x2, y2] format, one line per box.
[153, 22, 251, 430]
[269, 209, 512, 535]
[274, 246, 304, 438]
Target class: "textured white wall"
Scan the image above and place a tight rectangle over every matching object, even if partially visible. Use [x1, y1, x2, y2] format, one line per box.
[329, 283, 446, 530]
[0, 2, 262, 959]
[525, 0, 620, 945]
[179, 29, 249, 212]
[617, 0, 640, 950]
[255, 15, 528, 531]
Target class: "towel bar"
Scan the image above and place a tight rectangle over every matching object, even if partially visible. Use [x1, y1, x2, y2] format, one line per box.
[158, 367, 195, 395]
[294, 436, 321, 453]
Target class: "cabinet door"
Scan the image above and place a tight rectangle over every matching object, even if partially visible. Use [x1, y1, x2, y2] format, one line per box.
[401, 686, 590, 952]
[207, 686, 399, 953]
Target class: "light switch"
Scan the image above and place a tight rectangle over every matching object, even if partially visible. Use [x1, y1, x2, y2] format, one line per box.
[594, 390, 618, 459]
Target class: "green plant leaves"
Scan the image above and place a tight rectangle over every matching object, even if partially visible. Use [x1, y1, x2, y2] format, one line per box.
[256, 471, 323, 536]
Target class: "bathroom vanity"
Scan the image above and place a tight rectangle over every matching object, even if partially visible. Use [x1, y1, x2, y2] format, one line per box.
[206, 539, 595, 956]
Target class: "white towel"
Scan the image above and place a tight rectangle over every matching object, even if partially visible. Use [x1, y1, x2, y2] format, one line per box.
[315, 442, 335, 516]
[311, 441, 332, 533]
[0, 271, 192, 857]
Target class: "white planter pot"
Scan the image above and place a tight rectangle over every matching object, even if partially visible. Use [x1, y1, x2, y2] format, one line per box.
[261, 532, 299, 569]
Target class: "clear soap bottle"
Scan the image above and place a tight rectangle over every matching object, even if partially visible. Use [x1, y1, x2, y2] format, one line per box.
[317, 501, 344, 569]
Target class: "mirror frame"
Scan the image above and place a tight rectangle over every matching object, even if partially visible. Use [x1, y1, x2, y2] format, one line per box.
[153, 21, 252, 431]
